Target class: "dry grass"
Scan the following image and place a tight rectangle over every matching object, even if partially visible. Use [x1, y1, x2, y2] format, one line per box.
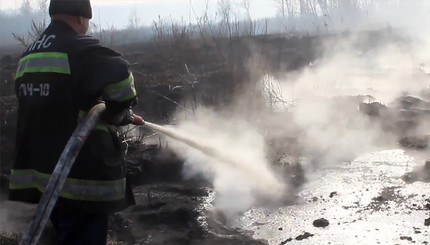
[0, 231, 20, 245]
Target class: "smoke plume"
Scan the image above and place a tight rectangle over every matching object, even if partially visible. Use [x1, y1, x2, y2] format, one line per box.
[168, 108, 288, 220]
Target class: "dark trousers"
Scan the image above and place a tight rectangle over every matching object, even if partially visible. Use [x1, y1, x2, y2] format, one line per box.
[50, 206, 109, 245]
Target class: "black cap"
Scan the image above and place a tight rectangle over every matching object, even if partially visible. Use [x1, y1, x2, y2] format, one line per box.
[49, 0, 92, 19]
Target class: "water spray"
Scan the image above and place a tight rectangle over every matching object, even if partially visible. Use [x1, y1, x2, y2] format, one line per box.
[133, 115, 284, 194]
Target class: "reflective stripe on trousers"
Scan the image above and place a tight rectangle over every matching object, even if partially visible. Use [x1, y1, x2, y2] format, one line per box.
[9, 169, 126, 201]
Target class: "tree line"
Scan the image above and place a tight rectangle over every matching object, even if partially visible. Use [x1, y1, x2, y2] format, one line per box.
[0, 0, 406, 48]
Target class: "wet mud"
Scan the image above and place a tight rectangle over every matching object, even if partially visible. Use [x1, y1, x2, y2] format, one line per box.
[232, 149, 430, 245]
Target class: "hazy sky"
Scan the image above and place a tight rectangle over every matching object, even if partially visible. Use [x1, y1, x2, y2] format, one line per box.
[1, 0, 279, 28]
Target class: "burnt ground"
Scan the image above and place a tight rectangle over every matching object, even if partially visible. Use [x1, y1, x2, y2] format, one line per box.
[2, 29, 430, 244]
[0, 141, 269, 245]
[112, 141, 270, 245]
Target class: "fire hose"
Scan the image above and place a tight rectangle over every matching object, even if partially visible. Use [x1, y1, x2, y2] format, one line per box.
[20, 103, 146, 245]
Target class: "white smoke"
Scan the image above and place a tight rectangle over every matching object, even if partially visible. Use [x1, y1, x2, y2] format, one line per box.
[270, 29, 430, 166]
[168, 108, 287, 220]
[0, 200, 35, 234]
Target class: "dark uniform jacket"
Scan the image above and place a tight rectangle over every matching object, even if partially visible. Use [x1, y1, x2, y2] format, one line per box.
[9, 20, 136, 213]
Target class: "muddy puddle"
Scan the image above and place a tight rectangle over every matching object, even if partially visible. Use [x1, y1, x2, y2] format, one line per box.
[231, 149, 430, 245]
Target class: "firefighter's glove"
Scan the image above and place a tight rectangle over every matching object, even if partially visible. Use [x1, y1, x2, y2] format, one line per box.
[116, 108, 135, 126]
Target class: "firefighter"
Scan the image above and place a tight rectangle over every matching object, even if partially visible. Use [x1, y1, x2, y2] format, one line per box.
[8, 0, 141, 244]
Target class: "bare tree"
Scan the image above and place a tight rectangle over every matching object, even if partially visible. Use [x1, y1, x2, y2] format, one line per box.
[37, 0, 49, 22]
[37, 0, 48, 14]
[12, 0, 47, 47]
[240, 0, 254, 35]
[189, 0, 210, 41]
[279, 0, 286, 17]
[128, 8, 141, 30]
[13, 20, 46, 47]
[217, 0, 233, 39]
[273, 0, 298, 32]
[20, 0, 32, 16]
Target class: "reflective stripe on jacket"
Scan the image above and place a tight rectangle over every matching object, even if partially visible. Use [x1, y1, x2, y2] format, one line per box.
[16, 52, 71, 78]
[10, 169, 126, 201]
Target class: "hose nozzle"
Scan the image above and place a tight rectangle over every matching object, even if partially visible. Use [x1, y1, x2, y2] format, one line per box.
[132, 114, 145, 125]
